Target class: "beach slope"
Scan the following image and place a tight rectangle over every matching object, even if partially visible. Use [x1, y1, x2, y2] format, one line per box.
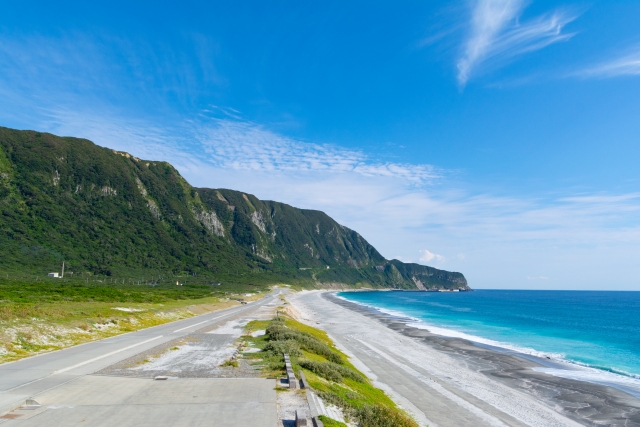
[288, 291, 640, 427]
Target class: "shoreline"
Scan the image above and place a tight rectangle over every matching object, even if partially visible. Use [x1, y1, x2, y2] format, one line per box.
[335, 292, 640, 399]
[289, 290, 640, 426]
[324, 293, 640, 426]
[336, 291, 640, 400]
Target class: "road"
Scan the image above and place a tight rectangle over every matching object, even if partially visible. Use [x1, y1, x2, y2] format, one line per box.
[0, 290, 282, 417]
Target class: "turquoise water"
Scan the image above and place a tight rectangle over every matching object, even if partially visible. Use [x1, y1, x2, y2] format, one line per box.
[338, 290, 640, 395]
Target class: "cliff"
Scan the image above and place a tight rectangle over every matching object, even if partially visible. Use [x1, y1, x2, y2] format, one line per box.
[0, 126, 468, 290]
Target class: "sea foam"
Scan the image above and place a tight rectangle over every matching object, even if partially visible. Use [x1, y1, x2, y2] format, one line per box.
[336, 291, 640, 398]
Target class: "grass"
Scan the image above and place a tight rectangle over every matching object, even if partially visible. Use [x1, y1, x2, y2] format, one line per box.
[0, 278, 272, 363]
[0, 276, 269, 307]
[221, 358, 239, 367]
[243, 314, 419, 427]
[317, 415, 348, 427]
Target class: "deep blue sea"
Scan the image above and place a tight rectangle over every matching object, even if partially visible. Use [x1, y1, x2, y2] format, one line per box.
[338, 290, 640, 397]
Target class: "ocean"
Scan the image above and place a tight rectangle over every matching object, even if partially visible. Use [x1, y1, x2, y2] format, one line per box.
[338, 290, 640, 398]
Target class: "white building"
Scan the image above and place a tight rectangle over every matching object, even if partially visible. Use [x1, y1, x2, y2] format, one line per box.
[48, 272, 59, 278]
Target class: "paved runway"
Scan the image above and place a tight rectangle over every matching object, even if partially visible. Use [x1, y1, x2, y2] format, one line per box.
[0, 290, 282, 422]
[0, 376, 276, 427]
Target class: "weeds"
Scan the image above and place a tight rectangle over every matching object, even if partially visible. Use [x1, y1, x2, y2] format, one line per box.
[263, 339, 301, 357]
[265, 322, 343, 364]
[354, 404, 418, 427]
[0, 294, 241, 363]
[298, 359, 364, 383]
[221, 358, 239, 367]
[317, 415, 348, 427]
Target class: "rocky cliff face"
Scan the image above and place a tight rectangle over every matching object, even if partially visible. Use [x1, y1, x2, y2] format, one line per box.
[197, 188, 386, 268]
[0, 126, 468, 290]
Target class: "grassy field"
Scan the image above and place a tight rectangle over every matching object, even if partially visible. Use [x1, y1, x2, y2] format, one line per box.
[0, 277, 269, 363]
[243, 312, 419, 427]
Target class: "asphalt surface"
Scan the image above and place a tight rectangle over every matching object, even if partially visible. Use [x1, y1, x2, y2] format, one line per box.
[0, 290, 282, 417]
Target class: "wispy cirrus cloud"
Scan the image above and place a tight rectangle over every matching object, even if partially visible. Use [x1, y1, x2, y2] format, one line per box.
[577, 46, 640, 78]
[0, 32, 442, 186]
[457, 0, 578, 86]
[0, 32, 224, 118]
[196, 120, 441, 184]
[38, 106, 442, 186]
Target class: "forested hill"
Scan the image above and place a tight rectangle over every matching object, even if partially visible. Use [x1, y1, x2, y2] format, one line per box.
[0, 126, 469, 290]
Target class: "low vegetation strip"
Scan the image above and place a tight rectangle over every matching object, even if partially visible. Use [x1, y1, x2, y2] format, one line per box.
[318, 415, 348, 427]
[244, 315, 419, 427]
[265, 321, 343, 364]
[298, 359, 365, 383]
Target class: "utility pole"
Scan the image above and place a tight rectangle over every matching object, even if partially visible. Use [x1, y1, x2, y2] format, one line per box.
[61, 261, 65, 278]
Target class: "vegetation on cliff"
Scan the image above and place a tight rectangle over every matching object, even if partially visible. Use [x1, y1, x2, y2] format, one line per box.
[0, 126, 467, 290]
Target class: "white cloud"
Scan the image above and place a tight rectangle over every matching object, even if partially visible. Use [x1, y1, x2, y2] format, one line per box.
[36, 109, 640, 247]
[457, 0, 577, 86]
[0, 32, 225, 121]
[39, 110, 442, 186]
[578, 47, 640, 78]
[419, 249, 446, 264]
[196, 120, 440, 184]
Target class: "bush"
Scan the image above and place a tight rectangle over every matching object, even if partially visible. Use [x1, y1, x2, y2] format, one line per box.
[354, 404, 417, 427]
[270, 316, 286, 325]
[317, 415, 348, 427]
[298, 359, 365, 383]
[266, 323, 343, 364]
[221, 358, 238, 367]
[262, 339, 301, 357]
[317, 392, 418, 427]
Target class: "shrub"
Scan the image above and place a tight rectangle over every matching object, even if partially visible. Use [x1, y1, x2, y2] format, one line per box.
[221, 358, 238, 367]
[317, 392, 418, 427]
[298, 359, 365, 383]
[354, 404, 417, 427]
[299, 359, 343, 382]
[317, 415, 348, 427]
[262, 339, 301, 357]
[266, 324, 343, 364]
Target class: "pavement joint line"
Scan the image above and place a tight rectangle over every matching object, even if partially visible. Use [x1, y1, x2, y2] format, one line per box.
[54, 335, 164, 374]
[0, 374, 81, 416]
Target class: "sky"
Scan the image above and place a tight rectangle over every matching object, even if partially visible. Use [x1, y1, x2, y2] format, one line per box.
[1, 0, 639, 290]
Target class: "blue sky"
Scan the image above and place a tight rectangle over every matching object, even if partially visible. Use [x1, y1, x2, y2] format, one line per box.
[1, 1, 639, 289]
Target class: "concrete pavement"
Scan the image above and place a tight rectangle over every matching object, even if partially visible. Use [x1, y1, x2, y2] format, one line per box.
[0, 376, 276, 426]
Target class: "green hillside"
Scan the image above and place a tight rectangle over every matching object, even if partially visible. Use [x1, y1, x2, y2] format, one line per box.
[0, 126, 468, 290]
